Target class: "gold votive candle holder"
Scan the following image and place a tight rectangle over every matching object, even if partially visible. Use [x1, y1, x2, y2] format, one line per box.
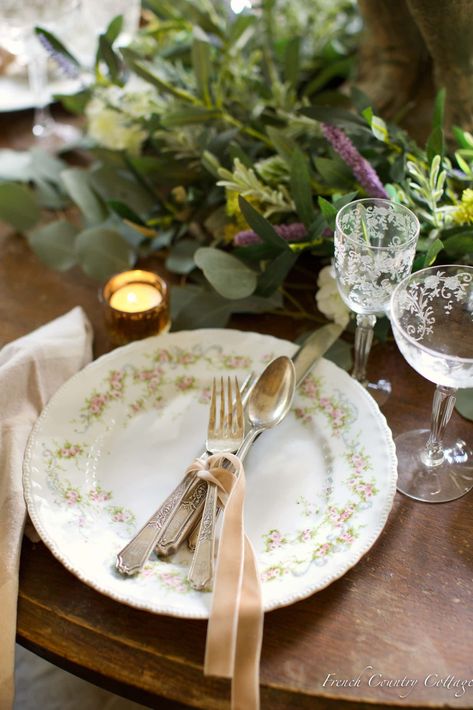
[101, 270, 170, 346]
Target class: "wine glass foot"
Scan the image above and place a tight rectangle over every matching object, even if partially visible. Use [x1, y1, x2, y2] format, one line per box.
[395, 429, 473, 503]
[32, 119, 81, 151]
[364, 378, 391, 406]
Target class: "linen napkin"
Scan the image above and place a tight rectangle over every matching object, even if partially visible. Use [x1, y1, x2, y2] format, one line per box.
[0, 307, 93, 710]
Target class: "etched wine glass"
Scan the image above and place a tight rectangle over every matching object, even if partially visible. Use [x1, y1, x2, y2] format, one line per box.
[334, 198, 420, 405]
[0, 0, 82, 147]
[390, 264, 473, 503]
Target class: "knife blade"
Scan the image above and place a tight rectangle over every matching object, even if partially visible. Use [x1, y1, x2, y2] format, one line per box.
[154, 322, 343, 558]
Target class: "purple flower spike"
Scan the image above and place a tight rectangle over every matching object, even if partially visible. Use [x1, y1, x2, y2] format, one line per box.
[37, 33, 80, 80]
[234, 221, 308, 247]
[322, 123, 388, 199]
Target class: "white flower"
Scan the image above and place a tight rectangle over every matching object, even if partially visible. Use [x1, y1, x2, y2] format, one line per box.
[86, 98, 147, 154]
[315, 265, 350, 327]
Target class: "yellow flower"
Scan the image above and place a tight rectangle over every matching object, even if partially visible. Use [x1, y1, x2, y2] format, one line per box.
[453, 189, 473, 225]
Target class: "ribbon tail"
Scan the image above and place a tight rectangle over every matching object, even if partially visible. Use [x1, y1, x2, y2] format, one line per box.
[204, 465, 245, 678]
[231, 535, 263, 710]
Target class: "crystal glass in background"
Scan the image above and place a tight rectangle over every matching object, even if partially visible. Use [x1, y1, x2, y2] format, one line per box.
[391, 264, 473, 503]
[334, 198, 420, 405]
[80, 0, 140, 46]
[0, 0, 82, 147]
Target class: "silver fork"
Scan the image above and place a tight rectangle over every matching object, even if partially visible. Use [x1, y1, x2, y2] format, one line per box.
[187, 376, 244, 591]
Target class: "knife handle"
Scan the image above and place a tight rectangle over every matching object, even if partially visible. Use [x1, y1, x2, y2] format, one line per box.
[155, 477, 208, 557]
[116, 473, 194, 575]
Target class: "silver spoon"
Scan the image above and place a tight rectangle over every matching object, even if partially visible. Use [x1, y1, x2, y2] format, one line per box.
[237, 355, 296, 460]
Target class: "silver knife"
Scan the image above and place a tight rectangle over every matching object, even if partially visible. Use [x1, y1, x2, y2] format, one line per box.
[154, 322, 343, 558]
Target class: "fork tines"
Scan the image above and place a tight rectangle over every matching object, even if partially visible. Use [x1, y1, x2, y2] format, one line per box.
[208, 376, 243, 440]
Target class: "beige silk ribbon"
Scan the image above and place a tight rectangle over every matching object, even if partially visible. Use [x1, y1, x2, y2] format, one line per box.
[186, 453, 263, 710]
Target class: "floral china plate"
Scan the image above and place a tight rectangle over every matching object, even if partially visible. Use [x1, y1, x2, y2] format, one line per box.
[24, 328, 397, 618]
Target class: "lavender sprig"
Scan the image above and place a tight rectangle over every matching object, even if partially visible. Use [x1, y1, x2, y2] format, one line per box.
[322, 123, 388, 199]
[37, 32, 81, 80]
[234, 221, 308, 246]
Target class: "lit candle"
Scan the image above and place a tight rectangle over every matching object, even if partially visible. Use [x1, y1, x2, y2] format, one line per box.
[109, 283, 163, 313]
[101, 270, 170, 346]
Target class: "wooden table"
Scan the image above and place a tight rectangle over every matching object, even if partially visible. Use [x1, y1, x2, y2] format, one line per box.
[1, 112, 473, 710]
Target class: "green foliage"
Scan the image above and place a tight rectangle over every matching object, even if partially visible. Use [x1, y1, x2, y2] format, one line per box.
[455, 389, 473, 422]
[2, 4, 472, 332]
[194, 247, 257, 299]
[0, 183, 40, 231]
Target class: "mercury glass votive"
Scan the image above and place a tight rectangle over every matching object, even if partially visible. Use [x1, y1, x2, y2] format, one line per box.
[101, 270, 170, 346]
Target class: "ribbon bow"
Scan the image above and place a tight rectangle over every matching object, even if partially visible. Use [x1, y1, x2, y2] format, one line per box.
[186, 453, 263, 710]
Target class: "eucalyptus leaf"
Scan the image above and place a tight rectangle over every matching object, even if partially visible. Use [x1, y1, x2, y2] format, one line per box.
[166, 239, 199, 274]
[0, 182, 40, 231]
[61, 168, 108, 224]
[30, 148, 67, 185]
[172, 289, 233, 329]
[90, 165, 157, 217]
[0, 151, 33, 182]
[256, 250, 298, 297]
[455, 389, 473, 421]
[27, 220, 78, 271]
[194, 247, 257, 299]
[301, 105, 368, 129]
[75, 226, 135, 281]
[35, 179, 67, 210]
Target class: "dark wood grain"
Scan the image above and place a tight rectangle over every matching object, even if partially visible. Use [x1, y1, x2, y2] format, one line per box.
[2, 119, 473, 709]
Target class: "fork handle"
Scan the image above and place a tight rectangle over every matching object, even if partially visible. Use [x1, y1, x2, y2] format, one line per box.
[116, 473, 194, 575]
[187, 482, 218, 590]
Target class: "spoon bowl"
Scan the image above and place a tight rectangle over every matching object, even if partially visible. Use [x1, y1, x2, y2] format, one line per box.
[238, 356, 296, 459]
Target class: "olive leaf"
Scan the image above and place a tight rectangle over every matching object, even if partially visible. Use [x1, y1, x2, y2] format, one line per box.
[194, 247, 257, 299]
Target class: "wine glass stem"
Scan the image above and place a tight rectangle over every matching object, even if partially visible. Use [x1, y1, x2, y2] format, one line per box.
[352, 314, 376, 385]
[421, 385, 457, 467]
[27, 41, 53, 138]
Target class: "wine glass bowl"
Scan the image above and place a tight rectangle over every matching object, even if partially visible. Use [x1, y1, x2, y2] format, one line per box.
[334, 198, 420, 404]
[390, 264, 473, 502]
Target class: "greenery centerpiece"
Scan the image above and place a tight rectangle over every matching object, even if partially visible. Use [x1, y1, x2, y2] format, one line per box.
[0, 0, 472, 334]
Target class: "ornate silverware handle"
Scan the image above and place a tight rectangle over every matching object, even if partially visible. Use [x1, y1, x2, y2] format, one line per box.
[116, 372, 256, 574]
[116, 473, 194, 575]
[186, 482, 218, 590]
[154, 478, 208, 556]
